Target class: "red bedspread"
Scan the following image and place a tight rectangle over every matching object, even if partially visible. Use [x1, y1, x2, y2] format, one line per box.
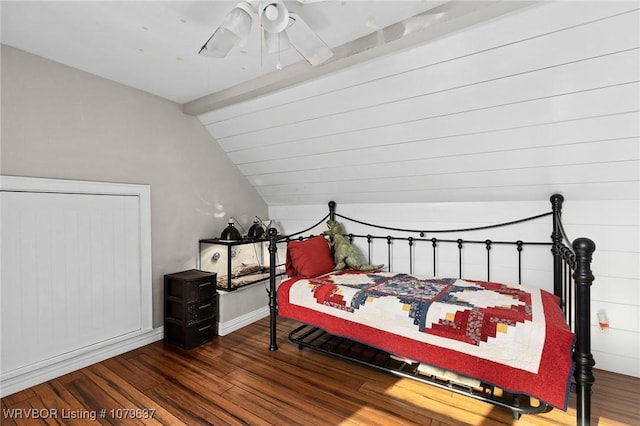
[278, 270, 574, 410]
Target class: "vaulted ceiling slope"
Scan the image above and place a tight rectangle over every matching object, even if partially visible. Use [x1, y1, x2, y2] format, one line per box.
[198, 1, 640, 206]
[1, 0, 448, 104]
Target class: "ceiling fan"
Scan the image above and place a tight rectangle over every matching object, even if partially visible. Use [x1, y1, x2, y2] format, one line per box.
[198, 0, 333, 66]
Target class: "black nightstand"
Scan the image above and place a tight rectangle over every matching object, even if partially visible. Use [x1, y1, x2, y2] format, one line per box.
[164, 269, 218, 349]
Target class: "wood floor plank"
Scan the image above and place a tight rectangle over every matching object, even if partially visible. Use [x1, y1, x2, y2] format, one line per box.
[223, 367, 362, 426]
[137, 348, 276, 425]
[63, 374, 138, 426]
[219, 376, 316, 426]
[228, 382, 347, 426]
[99, 356, 161, 392]
[2, 317, 639, 426]
[81, 363, 180, 425]
[28, 381, 89, 426]
[135, 352, 234, 400]
[1, 387, 35, 405]
[146, 377, 269, 426]
[144, 381, 226, 426]
[360, 379, 509, 426]
[221, 347, 455, 425]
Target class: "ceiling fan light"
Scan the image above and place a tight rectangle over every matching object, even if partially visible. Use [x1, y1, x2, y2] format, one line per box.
[260, 1, 289, 34]
[287, 13, 333, 66]
[223, 1, 254, 47]
[263, 29, 291, 54]
[264, 5, 278, 21]
[199, 27, 237, 57]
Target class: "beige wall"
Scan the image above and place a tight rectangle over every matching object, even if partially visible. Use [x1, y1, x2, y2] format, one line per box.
[1, 45, 267, 327]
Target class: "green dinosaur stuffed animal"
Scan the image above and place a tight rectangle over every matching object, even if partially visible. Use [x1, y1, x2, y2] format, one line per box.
[323, 220, 384, 271]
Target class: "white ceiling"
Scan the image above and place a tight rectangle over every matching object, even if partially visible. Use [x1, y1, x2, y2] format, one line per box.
[0, 0, 447, 104]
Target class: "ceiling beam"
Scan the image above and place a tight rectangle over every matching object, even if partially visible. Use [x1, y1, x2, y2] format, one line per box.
[182, 1, 539, 116]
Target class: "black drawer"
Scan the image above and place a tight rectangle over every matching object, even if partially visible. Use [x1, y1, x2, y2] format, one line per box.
[166, 296, 218, 325]
[165, 318, 217, 350]
[165, 270, 216, 303]
[186, 297, 217, 325]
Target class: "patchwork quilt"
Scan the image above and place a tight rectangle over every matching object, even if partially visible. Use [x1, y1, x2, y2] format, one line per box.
[278, 270, 575, 409]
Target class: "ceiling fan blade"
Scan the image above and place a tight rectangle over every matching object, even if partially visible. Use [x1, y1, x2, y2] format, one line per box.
[286, 12, 333, 66]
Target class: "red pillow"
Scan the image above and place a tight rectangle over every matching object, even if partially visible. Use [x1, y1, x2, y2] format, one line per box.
[286, 235, 335, 278]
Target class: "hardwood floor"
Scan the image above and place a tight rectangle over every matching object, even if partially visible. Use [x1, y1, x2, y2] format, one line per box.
[2, 317, 639, 425]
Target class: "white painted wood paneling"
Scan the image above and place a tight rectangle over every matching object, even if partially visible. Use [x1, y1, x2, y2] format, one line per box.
[200, 2, 639, 206]
[270, 197, 640, 377]
[217, 48, 638, 149]
[199, 1, 639, 126]
[0, 176, 155, 396]
[1, 192, 139, 370]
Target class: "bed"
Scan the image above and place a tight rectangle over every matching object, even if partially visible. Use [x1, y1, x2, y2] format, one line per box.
[266, 194, 595, 426]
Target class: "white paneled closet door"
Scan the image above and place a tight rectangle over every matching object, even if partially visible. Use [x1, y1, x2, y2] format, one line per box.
[0, 177, 153, 395]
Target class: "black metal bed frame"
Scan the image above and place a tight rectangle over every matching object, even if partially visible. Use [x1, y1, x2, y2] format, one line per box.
[267, 194, 595, 426]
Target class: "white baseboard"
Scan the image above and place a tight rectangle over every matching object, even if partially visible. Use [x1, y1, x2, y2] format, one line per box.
[1, 306, 273, 396]
[218, 305, 270, 336]
[0, 327, 164, 397]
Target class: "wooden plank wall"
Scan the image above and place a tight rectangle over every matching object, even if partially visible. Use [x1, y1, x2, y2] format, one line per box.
[269, 197, 639, 378]
[199, 1, 639, 206]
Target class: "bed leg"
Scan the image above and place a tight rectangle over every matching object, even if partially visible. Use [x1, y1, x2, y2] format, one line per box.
[269, 297, 278, 351]
[268, 227, 279, 351]
[511, 394, 522, 421]
[573, 237, 596, 426]
[550, 194, 565, 302]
